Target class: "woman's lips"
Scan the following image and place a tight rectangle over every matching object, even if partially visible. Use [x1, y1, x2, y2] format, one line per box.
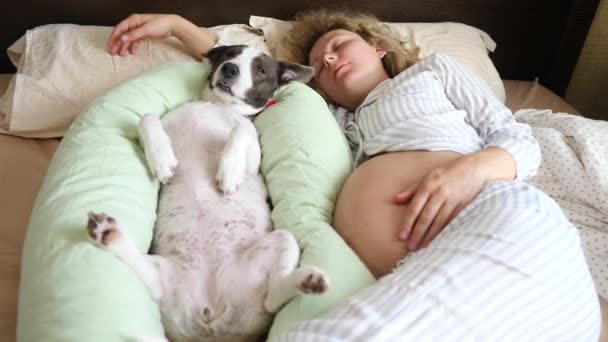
[334, 63, 349, 78]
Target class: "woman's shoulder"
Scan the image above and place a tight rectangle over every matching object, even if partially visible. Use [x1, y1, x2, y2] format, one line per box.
[360, 55, 449, 107]
[391, 53, 464, 82]
[411, 52, 458, 68]
[391, 53, 447, 79]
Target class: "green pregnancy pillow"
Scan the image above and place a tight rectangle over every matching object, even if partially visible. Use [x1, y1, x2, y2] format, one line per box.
[255, 83, 375, 338]
[17, 61, 374, 341]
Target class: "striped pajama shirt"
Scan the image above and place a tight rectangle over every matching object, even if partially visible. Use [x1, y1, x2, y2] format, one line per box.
[275, 53, 601, 341]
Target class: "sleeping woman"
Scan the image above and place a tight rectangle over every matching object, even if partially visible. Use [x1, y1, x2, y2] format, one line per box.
[107, 11, 602, 341]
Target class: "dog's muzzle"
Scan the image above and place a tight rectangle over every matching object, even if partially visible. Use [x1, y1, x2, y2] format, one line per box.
[216, 81, 232, 94]
[222, 63, 239, 79]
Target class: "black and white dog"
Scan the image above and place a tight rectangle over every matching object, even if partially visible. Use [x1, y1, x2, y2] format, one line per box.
[87, 45, 329, 341]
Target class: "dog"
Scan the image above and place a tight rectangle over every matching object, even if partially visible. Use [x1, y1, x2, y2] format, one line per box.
[86, 45, 330, 341]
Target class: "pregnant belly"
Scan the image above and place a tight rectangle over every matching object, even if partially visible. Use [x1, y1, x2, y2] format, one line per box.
[333, 150, 463, 278]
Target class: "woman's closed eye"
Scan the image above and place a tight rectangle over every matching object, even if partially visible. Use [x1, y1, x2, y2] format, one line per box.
[314, 63, 325, 78]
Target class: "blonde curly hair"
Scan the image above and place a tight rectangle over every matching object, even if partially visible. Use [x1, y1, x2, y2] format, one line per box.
[285, 9, 420, 81]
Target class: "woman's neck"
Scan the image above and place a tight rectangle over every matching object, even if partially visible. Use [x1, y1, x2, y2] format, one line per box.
[342, 72, 390, 111]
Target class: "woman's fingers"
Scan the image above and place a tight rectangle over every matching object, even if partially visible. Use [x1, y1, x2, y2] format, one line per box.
[393, 184, 418, 204]
[129, 39, 143, 55]
[109, 40, 119, 55]
[120, 26, 149, 46]
[420, 201, 456, 248]
[108, 15, 140, 53]
[108, 25, 125, 53]
[407, 193, 445, 250]
[108, 14, 153, 55]
[119, 26, 149, 56]
[119, 37, 131, 57]
[394, 191, 414, 204]
[398, 188, 430, 240]
[111, 40, 127, 56]
[109, 29, 128, 55]
[448, 203, 466, 222]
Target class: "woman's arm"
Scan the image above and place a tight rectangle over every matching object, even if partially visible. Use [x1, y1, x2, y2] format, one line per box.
[395, 147, 515, 251]
[468, 146, 516, 181]
[107, 14, 218, 59]
[172, 15, 219, 57]
[395, 54, 540, 250]
[430, 52, 541, 181]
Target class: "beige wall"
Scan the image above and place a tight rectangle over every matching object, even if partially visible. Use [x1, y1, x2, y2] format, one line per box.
[565, 0, 608, 120]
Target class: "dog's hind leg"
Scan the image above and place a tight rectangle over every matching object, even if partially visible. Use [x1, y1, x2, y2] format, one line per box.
[86, 212, 171, 302]
[248, 230, 331, 313]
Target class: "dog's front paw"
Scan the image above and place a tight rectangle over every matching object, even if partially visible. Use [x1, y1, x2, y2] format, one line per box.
[146, 147, 178, 185]
[87, 212, 122, 246]
[295, 265, 331, 294]
[139, 114, 178, 184]
[216, 150, 246, 194]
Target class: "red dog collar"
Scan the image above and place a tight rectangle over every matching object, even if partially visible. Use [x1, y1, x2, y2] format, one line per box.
[264, 98, 276, 109]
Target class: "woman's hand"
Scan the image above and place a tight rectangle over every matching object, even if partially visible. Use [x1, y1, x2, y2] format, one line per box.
[107, 14, 180, 56]
[395, 147, 517, 250]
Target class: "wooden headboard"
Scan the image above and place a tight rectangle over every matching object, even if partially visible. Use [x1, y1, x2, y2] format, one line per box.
[2, 0, 600, 97]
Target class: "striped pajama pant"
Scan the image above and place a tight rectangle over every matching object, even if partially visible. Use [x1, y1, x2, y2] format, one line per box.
[275, 181, 601, 341]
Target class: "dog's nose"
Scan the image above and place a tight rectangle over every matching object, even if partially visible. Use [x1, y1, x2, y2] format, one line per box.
[222, 63, 239, 78]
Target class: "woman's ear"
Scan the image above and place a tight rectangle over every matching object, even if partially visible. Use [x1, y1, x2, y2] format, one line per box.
[375, 46, 387, 59]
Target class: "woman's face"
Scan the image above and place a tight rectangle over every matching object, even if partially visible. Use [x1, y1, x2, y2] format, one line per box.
[309, 29, 388, 110]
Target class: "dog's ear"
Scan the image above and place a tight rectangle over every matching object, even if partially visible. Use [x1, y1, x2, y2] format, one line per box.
[278, 62, 315, 85]
[203, 45, 230, 65]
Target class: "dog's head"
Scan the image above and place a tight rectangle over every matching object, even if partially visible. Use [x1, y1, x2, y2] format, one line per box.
[202, 45, 315, 115]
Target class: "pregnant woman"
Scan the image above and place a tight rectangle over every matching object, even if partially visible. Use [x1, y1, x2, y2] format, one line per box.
[108, 11, 603, 341]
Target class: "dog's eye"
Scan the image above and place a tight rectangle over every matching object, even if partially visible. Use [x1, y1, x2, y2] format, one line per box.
[257, 66, 265, 74]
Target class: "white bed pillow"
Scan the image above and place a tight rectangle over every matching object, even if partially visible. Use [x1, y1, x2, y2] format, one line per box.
[0, 23, 269, 138]
[249, 15, 506, 103]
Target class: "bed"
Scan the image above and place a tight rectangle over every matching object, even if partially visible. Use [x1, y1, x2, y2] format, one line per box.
[1, 0, 606, 341]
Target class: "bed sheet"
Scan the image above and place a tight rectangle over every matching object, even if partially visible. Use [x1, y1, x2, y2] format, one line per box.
[0, 74, 60, 342]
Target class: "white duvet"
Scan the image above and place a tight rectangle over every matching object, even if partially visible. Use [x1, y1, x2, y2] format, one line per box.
[516, 109, 608, 299]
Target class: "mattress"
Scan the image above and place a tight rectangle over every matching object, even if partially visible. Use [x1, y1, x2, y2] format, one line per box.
[0, 74, 604, 341]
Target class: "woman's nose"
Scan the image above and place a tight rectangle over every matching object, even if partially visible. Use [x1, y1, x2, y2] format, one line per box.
[323, 52, 337, 63]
